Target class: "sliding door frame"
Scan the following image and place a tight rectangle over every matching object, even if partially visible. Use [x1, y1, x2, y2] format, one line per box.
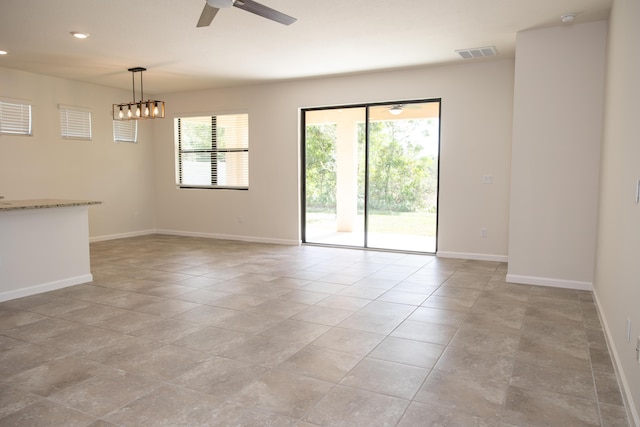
[300, 98, 441, 254]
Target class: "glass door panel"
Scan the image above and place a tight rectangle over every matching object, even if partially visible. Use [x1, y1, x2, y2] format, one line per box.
[303, 107, 366, 247]
[366, 102, 439, 252]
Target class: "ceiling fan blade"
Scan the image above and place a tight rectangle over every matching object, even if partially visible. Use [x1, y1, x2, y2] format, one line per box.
[197, 4, 220, 27]
[233, 0, 296, 25]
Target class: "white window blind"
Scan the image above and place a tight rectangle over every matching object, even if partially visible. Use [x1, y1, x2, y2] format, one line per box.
[175, 113, 249, 189]
[113, 120, 138, 143]
[59, 105, 92, 140]
[0, 100, 32, 136]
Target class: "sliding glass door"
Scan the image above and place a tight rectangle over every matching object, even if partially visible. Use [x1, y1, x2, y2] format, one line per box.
[302, 100, 440, 253]
[303, 106, 366, 247]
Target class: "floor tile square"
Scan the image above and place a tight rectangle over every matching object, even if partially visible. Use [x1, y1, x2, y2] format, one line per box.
[114, 345, 209, 381]
[0, 399, 96, 427]
[234, 370, 333, 418]
[105, 385, 223, 426]
[414, 369, 508, 418]
[358, 300, 417, 317]
[434, 346, 514, 382]
[368, 336, 444, 369]
[4, 356, 111, 397]
[49, 371, 160, 417]
[0, 385, 42, 419]
[278, 345, 362, 383]
[448, 323, 521, 355]
[218, 334, 308, 368]
[173, 356, 267, 399]
[291, 305, 353, 326]
[259, 319, 331, 344]
[314, 295, 371, 311]
[340, 357, 428, 399]
[173, 305, 240, 325]
[502, 386, 599, 427]
[302, 384, 409, 427]
[311, 328, 385, 355]
[127, 317, 202, 344]
[336, 285, 387, 299]
[337, 311, 405, 335]
[171, 326, 252, 354]
[214, 311, 284, 334]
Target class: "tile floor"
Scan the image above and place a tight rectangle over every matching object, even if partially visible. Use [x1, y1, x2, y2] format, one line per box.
[0, 234, 631, 426]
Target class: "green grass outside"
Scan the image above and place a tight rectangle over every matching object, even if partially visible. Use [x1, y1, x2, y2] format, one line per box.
[306, 211, 437, 237]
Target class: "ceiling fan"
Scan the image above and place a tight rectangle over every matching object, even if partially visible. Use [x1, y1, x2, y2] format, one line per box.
[388, 104, 422, 115]
[197, 0, 296, 27]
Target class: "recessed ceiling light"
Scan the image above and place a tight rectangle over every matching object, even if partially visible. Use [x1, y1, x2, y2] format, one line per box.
[70, 32, 90, 39]
[561, 14, 576, 23]
[0, 50, 7, 55]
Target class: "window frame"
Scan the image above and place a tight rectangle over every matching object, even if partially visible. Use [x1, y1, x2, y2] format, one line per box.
[174, 112, 249, 190]
[113, 119, 138, 143]
[59, 104, 92, 141]
[0, 99, 33, 136]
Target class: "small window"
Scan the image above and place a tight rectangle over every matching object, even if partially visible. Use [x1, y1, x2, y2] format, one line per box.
[0, 99, 32, 136]
[175, 113, 249, 189]
[113, 120, 138, 143]
[59, 105, 92, 140]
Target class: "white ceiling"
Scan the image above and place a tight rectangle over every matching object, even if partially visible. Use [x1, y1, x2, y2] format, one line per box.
[0, 0, 612, 95]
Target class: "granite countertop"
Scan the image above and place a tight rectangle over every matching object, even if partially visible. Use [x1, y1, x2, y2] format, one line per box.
[0, 199, 102, 211]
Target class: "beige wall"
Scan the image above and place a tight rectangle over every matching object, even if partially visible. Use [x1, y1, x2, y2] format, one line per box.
[507, 21, 607, 289]
[595, 0, 640, 422]
[0, 67, 156, 239]
[153, 60, 514, 259]
[0, 59, 514, 258]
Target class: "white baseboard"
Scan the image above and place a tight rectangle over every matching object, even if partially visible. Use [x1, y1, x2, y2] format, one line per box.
[436, 251, 508, 263]
[505, 274, 592, 291]
[90, 228, 300, 246]
[90, 229, 155, 243]
[0, 274, 93, 303]
[155, 229, 299, 246]
[593, 291, 640, 427]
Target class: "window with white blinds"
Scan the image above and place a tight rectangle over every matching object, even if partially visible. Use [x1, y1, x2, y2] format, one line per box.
[175, 113, 249, 190]
[59, 105, 92, 140]
[0, 100, 32, 136]
[113, 120, 138, 143]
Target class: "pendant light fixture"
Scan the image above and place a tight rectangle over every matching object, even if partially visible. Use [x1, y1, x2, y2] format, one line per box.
[113, 67, 165, 121]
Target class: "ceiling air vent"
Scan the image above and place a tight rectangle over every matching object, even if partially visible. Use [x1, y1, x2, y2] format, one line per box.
[455, 46, 498, 59]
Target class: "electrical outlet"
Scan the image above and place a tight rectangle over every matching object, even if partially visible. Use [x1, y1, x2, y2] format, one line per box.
[480, 227, 487, 238]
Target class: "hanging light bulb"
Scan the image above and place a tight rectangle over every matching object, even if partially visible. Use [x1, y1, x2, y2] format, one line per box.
[135, 102, 141, 117]
[118, 106, 124, 119]
[145, 101, 150, 117]
[127, 104, 132, 118]
[153, 102, 159, 116]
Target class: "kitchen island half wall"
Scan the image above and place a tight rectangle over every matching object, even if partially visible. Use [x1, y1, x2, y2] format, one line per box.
[0, 199, 101, 302]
